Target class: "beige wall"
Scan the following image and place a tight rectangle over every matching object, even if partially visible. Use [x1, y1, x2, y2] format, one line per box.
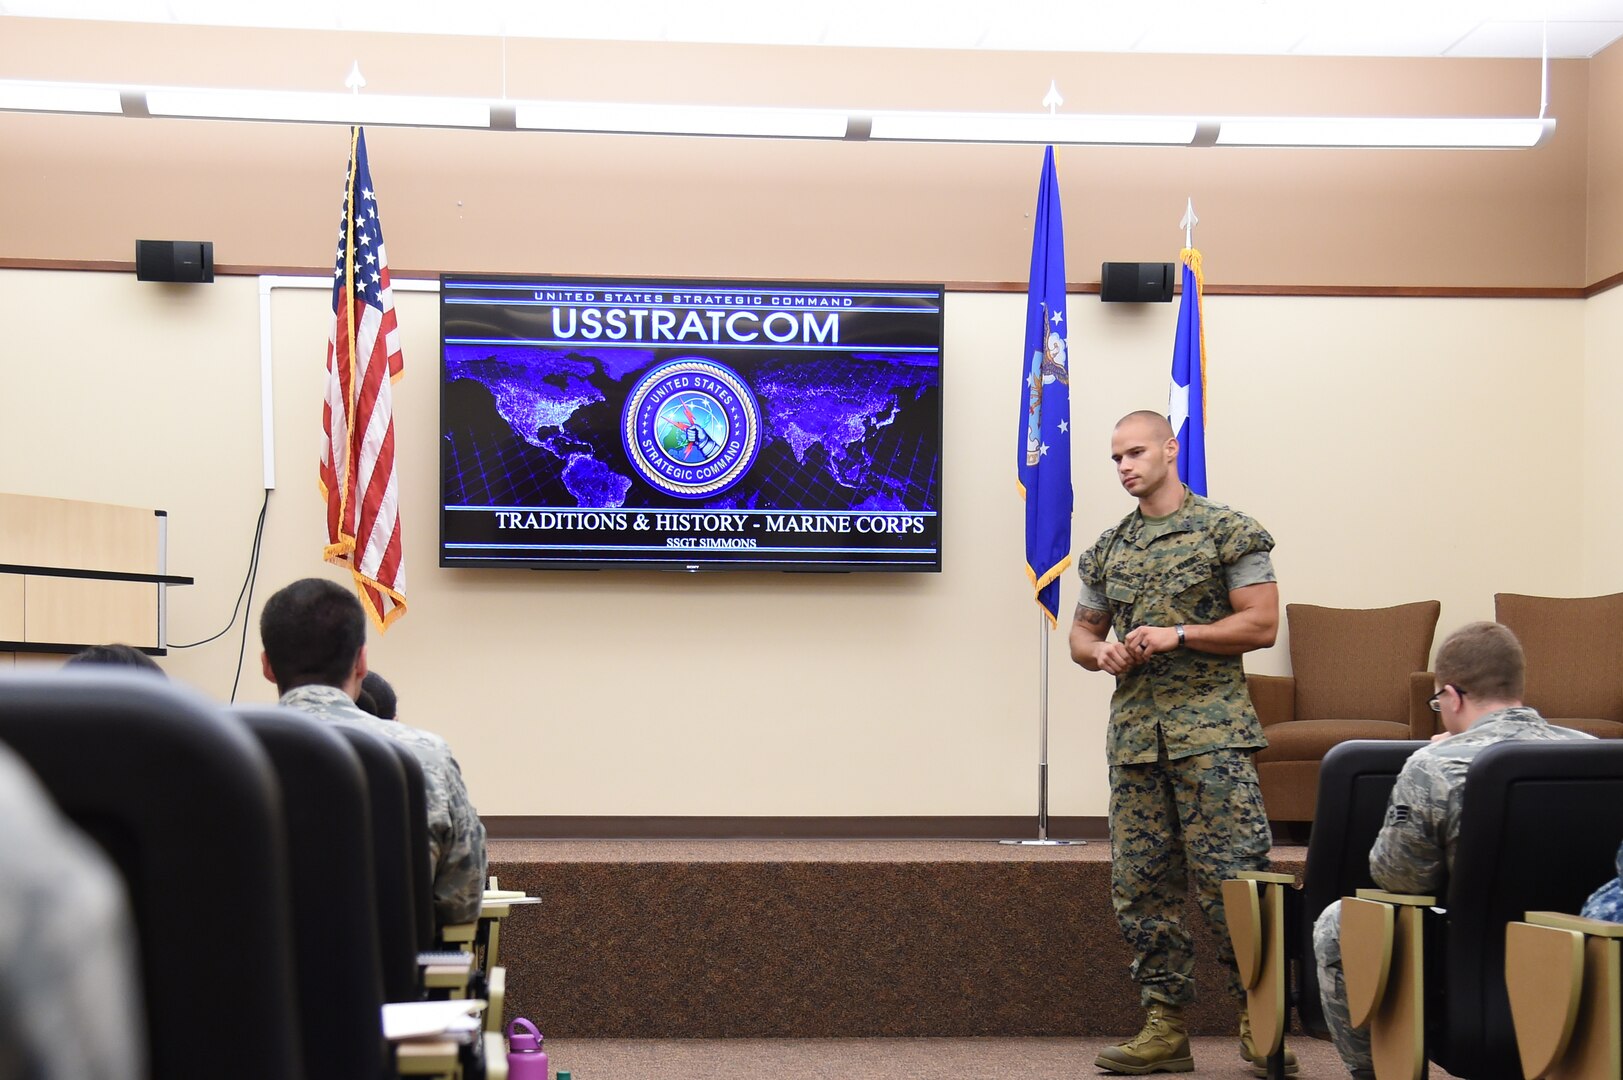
[0, 17, 1599, 289]
[0, 269, 1594, 816]
[1583, 282, 1623, 592]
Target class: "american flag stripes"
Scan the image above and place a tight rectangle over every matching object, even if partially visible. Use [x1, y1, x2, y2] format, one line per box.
[320, 126, 407, 629]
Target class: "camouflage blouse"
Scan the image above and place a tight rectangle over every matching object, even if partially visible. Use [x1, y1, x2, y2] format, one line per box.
[1370, 707, 1594, 896]
[1078, 488, 1276, 766]
[281, 684, 488, 926]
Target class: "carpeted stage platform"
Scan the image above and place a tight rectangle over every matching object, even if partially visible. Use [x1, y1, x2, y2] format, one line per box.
[489, 839, 1309, 1040]
[539, 1035, 1378, 1079]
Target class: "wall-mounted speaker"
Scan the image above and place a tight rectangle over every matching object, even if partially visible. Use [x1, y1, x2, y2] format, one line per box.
[136, 240, 214, 283]
[1100, 262, 1174, 303]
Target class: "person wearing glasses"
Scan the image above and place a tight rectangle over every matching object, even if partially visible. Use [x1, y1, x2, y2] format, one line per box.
[1311, 620, 1593, 1080]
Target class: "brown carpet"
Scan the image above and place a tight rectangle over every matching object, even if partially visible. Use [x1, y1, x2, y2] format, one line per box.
[490, 840, 1310, 1039]
[534, 1035, 1466, 1080]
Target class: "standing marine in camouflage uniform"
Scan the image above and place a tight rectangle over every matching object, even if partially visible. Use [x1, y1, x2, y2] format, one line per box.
[1070, 410, 1285, 1076]
[261, 577, 488, 927]
[1313, 621, 1594, 1080]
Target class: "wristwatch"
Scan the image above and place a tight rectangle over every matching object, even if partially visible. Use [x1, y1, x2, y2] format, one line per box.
[1175, 624, 1186, 647]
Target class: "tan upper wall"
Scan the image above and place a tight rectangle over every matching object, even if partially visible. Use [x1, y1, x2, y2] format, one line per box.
[1589, 38, 1623, 284]
[0, 16, 1602, 289]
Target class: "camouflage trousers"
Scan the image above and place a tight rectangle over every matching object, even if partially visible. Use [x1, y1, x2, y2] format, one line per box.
[1313, 900, 1374, 1074]
[1108, 745, 1272, 1007]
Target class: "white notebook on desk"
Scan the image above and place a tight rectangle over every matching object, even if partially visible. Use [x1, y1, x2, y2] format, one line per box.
[381, 999, 485, 1041]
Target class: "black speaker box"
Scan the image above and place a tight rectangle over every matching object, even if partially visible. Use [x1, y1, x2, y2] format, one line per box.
[1100, 261, 1174, 303]
[136, 240, 214, 283]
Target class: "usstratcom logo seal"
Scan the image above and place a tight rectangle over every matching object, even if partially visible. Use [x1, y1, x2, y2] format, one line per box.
[622, 357, 762, 499]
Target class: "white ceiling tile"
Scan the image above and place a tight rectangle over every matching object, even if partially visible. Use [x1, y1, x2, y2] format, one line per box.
[1289, 18, 1484, 57]
[1133, 17, 1310, 56]
[1447, 19, 1623, 56]
[974, 5, 1148, 52]
[4, 1, 1623, 57]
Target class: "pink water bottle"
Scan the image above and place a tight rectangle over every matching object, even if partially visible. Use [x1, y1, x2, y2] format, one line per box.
[506, 1017, 549, 1080]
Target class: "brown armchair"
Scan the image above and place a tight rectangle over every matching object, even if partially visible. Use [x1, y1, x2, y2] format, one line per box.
[1248, 600, 1441, 822]
[1494, 592, 1623, 739]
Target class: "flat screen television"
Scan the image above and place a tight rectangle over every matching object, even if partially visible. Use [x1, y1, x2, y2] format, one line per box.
[439, 274, 944, 572]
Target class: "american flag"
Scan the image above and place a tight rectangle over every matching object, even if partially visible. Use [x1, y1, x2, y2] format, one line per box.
[320, 126, 407, 628]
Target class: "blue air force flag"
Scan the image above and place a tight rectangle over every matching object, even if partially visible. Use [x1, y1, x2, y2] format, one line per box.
[1017, 147, 1073, 627]
[1169, 248, 1208, 496]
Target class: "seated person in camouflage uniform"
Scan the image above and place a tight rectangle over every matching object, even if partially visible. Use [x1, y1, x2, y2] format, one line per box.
[1580, 839, 1623, 922]
[65, 643, 165, 675]
[1071, 410, 1286, 1076]
[0, 739, 144, 1080]
[259, 577, 487, 928]
[357, 670, 398, 720]
[1313, 620, 1595, 1080]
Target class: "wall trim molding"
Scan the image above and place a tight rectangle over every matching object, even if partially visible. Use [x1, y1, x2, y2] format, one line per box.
[0, 257, 1606, 299]
[1585, 267, 1623, 298]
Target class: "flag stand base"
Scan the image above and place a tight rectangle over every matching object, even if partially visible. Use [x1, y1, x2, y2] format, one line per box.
[998, 838, 1085, 846]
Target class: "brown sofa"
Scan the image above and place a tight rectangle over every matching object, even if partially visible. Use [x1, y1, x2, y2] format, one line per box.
[1248, 600, 1441, 822]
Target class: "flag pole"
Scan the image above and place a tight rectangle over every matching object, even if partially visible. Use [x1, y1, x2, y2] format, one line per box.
[1003, 611, 1081, 844]
[1004, 133, 1082, 846]
[1038, 612, 1051, 840]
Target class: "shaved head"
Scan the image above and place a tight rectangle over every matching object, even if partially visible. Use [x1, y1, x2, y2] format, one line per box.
[1110, 410, 1181, 509]
[1116, 410, 1174, 441]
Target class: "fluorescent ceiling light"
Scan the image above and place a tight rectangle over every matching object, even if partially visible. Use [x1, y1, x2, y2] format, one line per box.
[0, 80, 1563, 150]
[1215, 116, 1556, 148]
[0, 81, 122, 115]
[514, 101, 849, 139]
[868, 111, 1201, 146]
[143, 87, 490, 128]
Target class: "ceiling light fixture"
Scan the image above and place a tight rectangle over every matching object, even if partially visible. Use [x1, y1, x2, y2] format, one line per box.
[0, 79, 1560, 150]
[142, 86, 491, 129]
[513, 100, 850, 139]
[0, 80, 122, 115]
[865, 111, 1209, 146]
[1215, 116, 1555, 149]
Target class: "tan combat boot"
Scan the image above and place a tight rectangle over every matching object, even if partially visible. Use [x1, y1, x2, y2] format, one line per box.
[1094, 1003, 1194, 1075]
[1237, 1007, 1300, 1077]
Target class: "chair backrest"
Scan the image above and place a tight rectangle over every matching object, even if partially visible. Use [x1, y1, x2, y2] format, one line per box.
[332, 723, 422, 1002]
[384, 739, 436, 948]
[1494, 591, 1623, 721]
[1432, 739, 1623, 1080]
[234, 706, 391, 1080]
[1288, 601, 1440, 723]
[0, 671, 300, 1080]
[1296, 738, 1428, 1036]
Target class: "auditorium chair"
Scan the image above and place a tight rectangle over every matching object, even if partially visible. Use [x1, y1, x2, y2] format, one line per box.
[246, 712, 496, 1079]
[1221, 738, 1425, 1068]
[1248, 600, 1439, 823]
[336, 723, 426, 1003]
[235, 706, 394, 1080]
[1295, 739, 1428, 1036]
[1494, 591, 1623, 739]
[385, 739, 437, 950]
[0, 671, 301, 1080]
[1504, 909, 1622, 1080]
[1340, 740, 1623, 1080]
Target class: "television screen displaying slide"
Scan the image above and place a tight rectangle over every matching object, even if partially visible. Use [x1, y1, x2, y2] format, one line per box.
[440, 275, 944, 572]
